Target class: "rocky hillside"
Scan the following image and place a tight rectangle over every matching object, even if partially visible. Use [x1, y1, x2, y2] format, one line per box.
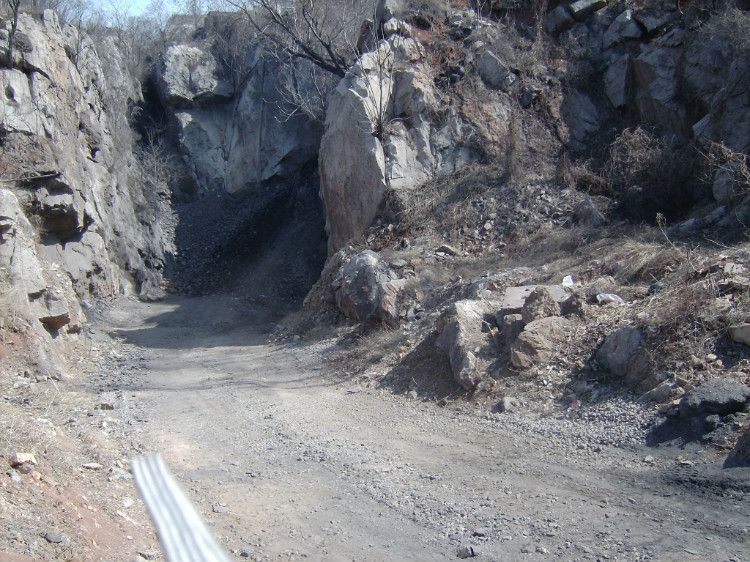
[0, 10, 173, 356]
[284, 0, 750, 467]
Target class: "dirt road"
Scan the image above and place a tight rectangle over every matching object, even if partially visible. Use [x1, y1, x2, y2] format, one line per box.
[95, 296, 749, 561]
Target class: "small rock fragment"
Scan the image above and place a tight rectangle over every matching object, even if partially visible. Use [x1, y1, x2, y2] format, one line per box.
[596, 293, 624, 305]
[9, 453, 37, 468]
[44, 532, 65, 544]
[457, 545, 478, 558]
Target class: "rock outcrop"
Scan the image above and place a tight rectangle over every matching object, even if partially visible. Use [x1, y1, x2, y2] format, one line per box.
[319, 22, 484, 252]
[157, 15, 322, 195]
[0, 11, 173, 337]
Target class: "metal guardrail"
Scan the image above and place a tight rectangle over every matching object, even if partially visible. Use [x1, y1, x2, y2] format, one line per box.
[131, 454, 231, 562]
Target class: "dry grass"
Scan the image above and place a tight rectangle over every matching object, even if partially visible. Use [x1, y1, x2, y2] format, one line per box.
[695, 3, 750, 54]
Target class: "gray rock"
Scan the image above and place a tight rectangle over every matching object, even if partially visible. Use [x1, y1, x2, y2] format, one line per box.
[546, 6, 575, 36]
[158, 44, 233, 108]
[38, 290, 71, 331]
[573, 195, 607, 226]
[562, 90, 600, 147]
[569, 0, 607, 21]
[502, 314, 524, 347]
[729, 324, 750, 346]
[725, 427, 750, 467]
[496, 396, 521, 413]
[698, 55, 750, 154]
[332, 250, 405, 326]
[520, 287, 560, 324]
[44, 532, 65, 544]
[510, 317, 572, 369]
[633, 39, 687, 133]
[679, 379, 750, 418]
[560, 292, 586, 317]
[603, 10, 642, 49]
[635, 11, 673, 35]
[596, 327, 653, 389]
[604, 55, 631, 109]
[320, 36, 480, 251]
[478, 50, 516, 91]
[436, 300, 496, 390]
[457, 545, 478, 558]
[713, 166, 737, 206]
[638, 381, 674, 403]
[496, 285, 569, 324]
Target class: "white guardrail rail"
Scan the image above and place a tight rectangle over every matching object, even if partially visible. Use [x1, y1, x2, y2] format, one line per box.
[131, 454, 231, 562]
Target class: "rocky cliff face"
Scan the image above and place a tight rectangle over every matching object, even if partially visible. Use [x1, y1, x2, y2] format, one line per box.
[153, 14, 327, 301]
[156, 15, 322, 196]
[316, 0, 750, 252]
[0, 10, 173, 341]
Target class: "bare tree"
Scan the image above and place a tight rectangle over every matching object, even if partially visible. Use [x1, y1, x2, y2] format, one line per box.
[222, 0, 373, 77]
[5, 0, 22, 68]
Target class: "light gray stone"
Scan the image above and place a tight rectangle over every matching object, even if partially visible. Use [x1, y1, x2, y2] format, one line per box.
[510, 317, 572, 369]
[596, 326, 653, 389]
[569, 0, 607, 21]
[436, 300, 496, 390]
[158, 44, 233, 108]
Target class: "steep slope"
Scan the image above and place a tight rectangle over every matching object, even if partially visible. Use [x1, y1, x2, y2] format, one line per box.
[0, 10, 174, 346]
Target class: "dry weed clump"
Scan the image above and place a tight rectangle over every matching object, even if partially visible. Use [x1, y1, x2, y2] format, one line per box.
[695, 3, 750, 54]
[604, 127, 703, 220]
[703, 141, 750, 197]
[602, 240, 685, 284]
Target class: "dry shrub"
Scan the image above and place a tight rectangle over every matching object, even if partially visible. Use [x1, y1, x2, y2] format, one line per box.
[603, 240, 685, 284]
[559, 156, 610, 195]
[696, 3, 750, 54]
[387, 164, 496, 236]
[703, 141, 750, 196]
[604, 127, 703, 221]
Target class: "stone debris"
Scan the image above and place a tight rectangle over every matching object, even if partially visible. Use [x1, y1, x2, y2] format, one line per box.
[9, 453, 37, 469]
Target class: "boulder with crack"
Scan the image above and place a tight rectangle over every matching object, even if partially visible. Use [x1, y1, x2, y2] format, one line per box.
[332, 250, 405, 326]
[510, 317, 572, 370]
[436, 300, 496, 391]
[596, 326, 655, 390]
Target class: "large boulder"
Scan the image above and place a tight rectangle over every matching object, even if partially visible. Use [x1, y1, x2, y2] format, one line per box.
[332, 250, 405, 326]
[604, 55, 632, 108]
[632, 32, 687, 134]
[319, 36, 481, 252]
[596, 326, 653, 389]
[679, 379, 750, 418]
[158, 44, 233, 108]
[510, 317, 572, 369]
[436, 300, 496, 390]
